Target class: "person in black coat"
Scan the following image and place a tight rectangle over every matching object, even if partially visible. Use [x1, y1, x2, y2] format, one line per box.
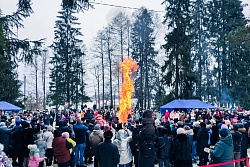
[170, 128, 192, 167]
[0, 122, 13, 155]
[96, 130, 120, 167]
[10, 120, 24, 167]
[196, 122, 209, 166]
[133, 125, 157, 167]
[156, 127, 172, 167]
[22, 121, 41, 167]
[238, 123, 248, 167]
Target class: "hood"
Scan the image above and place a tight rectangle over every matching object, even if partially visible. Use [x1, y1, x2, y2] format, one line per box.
[116, 129, 128, 140]
[220, 136, 233, 146]
[185, 129, 194, 135]
[92, 130, 103, 135]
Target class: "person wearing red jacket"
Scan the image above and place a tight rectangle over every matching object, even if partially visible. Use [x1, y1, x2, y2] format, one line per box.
[165, 110, 170, 123]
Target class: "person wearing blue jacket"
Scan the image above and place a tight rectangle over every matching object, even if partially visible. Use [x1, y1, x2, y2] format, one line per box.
[73, 118, 88, 167]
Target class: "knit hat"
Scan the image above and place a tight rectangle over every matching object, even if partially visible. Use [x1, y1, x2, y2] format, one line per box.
[219, 128, 230, 138]
[103, 130, 113, 139]
[104, 124, 110, 132]
[27, 144, 37, 152]
[94, 124, 101, 130]
[221, 124, 228, 129]
[62, 132, 69, 138]
[177, 128, 185, 135]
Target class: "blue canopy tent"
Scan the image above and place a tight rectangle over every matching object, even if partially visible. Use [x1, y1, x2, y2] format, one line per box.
[0, 101, 22, 112]
[160, 99, 215, 113]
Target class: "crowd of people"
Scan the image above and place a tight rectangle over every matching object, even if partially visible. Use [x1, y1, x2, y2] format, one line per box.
[0, 107, 249, 167]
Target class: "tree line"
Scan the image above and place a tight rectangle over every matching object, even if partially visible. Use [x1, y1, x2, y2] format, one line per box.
[0, 0, 250, 109]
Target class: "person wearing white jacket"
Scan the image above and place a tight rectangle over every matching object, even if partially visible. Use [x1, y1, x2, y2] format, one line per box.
[113, 128, 133, 167]
[43, 125, 54, 167]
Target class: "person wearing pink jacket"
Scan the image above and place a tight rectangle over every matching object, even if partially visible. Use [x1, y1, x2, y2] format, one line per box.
[27, 144, 44, 167]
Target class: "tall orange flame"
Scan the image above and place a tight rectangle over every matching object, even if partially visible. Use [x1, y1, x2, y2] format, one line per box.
[118, 57, 138, 123]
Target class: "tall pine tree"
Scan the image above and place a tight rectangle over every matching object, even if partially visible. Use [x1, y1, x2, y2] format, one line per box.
[131, 7, 158, 109]
[162, 0, 195, 99]
[49, 6, 87, 107]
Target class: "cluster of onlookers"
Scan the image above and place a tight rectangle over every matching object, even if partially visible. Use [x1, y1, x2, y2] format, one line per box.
[0, 108, 250, 167]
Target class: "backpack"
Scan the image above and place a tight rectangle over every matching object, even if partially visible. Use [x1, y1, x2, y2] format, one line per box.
[141, 140, 155, 158]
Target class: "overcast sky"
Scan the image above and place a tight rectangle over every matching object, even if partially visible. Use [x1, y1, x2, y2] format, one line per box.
[0, 0, 249, 102]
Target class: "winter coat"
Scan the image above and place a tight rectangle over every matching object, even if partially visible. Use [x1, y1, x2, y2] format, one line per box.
[96, 139, 120, 167]
[196, 127, 209, 156]
[28, 149, 44, 167]
[0, 126, 12, 153]
[210, 125, 219, 146]
[133, 132, 157, 167]
[156, 135, 172, 159]
[210, 136, 234, 167]
[89, 130, 104, 155]
[52, 137, 72, 163]
[22, 124, 41, 157]
[95, 115, 105, 127]
[171, 134, 192, 167]
[0, 150, 11, 167]
[231, 130, 242, 152]
[73, 123, 88, 144]
[66, 138, 76, 154]
[34, 140, 47, 158]
[10, 126, 24, 158]
[43, 131, 54, 148]
[113, 129, 133, 165]
[192, 126, 199, 141]
[239, 128, 248, 158]
[185, 129, 194, 145]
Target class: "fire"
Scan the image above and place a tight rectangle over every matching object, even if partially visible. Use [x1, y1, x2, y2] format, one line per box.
[118, 57, 138, 123]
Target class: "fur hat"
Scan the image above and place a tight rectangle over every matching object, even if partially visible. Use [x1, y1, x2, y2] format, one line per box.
[219, 128, 230, 138]
[193, 121, 200, 127]
[177, 128, 185, 135]
[62, 132, 69, 138]
[94, 124, 101, 130]
[47, 125, 53, 131]
[0, 143, 4, 151]
[104, 130, 113, 139]
[28, 144, 37, 152]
